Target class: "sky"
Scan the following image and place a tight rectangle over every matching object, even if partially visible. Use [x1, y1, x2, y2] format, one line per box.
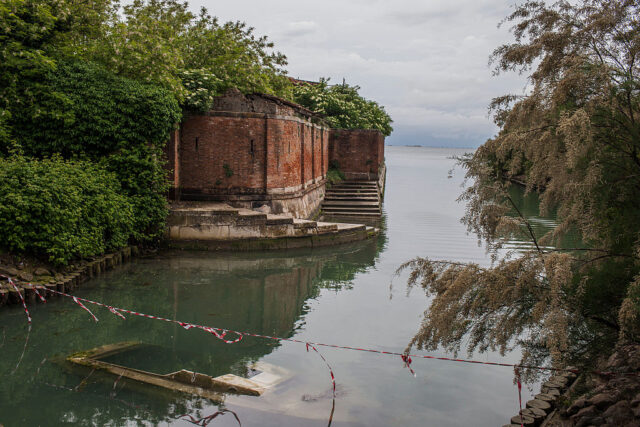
[188, 0, 529, 148]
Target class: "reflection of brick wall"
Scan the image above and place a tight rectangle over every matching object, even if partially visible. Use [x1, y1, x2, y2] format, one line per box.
[328, 129, 385, 181]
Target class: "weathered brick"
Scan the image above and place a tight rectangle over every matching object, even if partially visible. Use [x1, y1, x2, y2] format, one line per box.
[329, 129, 385, 181]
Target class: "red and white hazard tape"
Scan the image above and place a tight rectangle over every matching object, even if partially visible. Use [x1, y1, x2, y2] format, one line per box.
[5, 273, 640, 427]
[8, 279, 31, 324]
[0, 274, 613, 377]
[5, 274, 640, 381]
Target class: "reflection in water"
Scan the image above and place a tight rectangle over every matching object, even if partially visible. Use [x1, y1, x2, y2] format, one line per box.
[504, 186, 583, 252]
[9, 324, 31, 375]
[0, 240, 383, 426]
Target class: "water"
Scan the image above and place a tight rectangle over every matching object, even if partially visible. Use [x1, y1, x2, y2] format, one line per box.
[0, 146, 560, 426]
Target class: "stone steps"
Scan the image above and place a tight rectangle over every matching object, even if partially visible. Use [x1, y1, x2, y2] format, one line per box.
[325, 190, 379, 195]
[322, 201, 381, 208]
[334, 181, 377, 186]
[323, 212, 382, 218]
[324, 196, 378, 206]
[321, 180, 383, 218]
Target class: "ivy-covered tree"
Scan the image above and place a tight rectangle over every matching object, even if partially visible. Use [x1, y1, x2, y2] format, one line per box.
[0, 0, 62, 150]
[400, 0, 640, 376]
[293, 79, 393, 136]
[8, 60, 181, 242]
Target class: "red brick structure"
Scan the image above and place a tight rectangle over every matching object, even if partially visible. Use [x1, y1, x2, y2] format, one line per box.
[164, 89, 330, 218]
[328, 129, 385, 181]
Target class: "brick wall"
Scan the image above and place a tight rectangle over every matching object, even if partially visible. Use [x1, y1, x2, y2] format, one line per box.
[165, 91, 329, 217]
[179, 115, 267, 195]
[328, 129, 385, 180]
[165, 91, 391, 216]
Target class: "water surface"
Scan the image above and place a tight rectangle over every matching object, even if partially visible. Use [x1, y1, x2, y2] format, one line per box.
[0, 146, 557, 426]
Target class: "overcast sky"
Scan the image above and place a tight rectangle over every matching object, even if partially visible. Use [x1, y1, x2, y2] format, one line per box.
[189, 0, 528, 147]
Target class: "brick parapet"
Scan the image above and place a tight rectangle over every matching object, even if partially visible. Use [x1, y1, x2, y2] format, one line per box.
[328, 129, 385, 181]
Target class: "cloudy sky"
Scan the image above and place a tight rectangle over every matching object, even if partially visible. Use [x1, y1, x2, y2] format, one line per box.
[189, 0, 528, 147]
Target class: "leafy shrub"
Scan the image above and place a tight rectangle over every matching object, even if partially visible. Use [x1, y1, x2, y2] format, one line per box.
[179, 69, 223, 112]
[9, 60, 180, 158]
[293, 79, 393, 136]
[326, 166, 345, 189]
[7, 60, 181, 241]
[0, 157, 134, 265]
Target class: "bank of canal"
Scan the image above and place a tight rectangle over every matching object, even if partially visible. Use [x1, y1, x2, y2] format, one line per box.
[0, 146, 562, 426]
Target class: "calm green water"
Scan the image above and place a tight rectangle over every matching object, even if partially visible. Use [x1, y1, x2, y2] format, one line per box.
[0, 146, 561, 426]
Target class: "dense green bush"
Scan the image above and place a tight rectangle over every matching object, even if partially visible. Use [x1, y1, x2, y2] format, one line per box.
[0, 157, 134, 265]
[8, 60, 180, 158]
[293, 79, 393, 136]
[6, 60, 181, 241]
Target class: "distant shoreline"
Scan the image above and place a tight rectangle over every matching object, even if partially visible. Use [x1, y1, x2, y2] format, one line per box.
[386, 144, 476, 149]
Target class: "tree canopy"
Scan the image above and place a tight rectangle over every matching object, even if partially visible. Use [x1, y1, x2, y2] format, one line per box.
[85, 0, 292, 109]
[293, 79, 394, 136]
[400, 0, 640, 375]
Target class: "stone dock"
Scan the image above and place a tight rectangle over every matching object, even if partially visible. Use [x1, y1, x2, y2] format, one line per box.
[166, 202, 378, 251]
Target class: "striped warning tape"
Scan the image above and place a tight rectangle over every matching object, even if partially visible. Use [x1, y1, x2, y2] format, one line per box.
[4, 274, 640, 381]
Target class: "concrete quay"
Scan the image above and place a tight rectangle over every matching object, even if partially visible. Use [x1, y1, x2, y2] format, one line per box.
[166, 202, 378, 251]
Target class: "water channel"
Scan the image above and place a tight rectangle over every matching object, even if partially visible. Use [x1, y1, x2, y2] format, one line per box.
[0, 146, 562, 426]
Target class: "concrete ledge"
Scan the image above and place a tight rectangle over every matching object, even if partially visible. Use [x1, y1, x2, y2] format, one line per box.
[167, 203, 377, 251]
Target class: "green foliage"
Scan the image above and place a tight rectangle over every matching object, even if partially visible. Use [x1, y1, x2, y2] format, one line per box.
[9, 60, 180, 158]
[325, 166, 345, 189]
[0, 157, 134, 265]
[85, 0, 292, 104]
[181, 9, 292, 99]
[0, 0, 63, 153]
[89, 0, 190, 96]
[7, 60, 181, 241]
[179, 69, 223, 112]
[293, 79, 393, 136]
[223, 163, 234, 178]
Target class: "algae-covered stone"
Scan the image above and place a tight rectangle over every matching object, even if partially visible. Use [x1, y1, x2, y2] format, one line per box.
[0, 266, 19, 277]
[535, 392, 557, 403]
[34, 267, 50, 276]
[18, 271, 33, 282]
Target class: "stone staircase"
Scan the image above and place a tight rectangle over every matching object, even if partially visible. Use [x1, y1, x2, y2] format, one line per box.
[321, 180, 382, 218]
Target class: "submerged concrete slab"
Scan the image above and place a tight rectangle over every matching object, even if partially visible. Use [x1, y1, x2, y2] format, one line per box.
[66, 342, 289, 401]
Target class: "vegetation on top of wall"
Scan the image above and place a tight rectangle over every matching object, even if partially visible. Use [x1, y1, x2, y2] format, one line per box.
[83, 0, 293, 111]
[293, 79, 393, 136]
